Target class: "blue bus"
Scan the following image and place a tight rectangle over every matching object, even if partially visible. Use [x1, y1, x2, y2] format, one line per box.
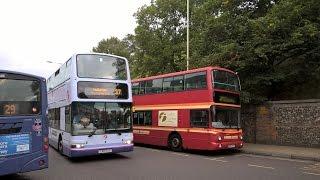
[0, 70, 48, 176]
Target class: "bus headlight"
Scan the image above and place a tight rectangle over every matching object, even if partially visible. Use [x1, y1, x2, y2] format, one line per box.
[124, 140, 132, 144]
[71, 144, 85, 149]
[218, 136, 222, 141]
[239, 135, 243, 140]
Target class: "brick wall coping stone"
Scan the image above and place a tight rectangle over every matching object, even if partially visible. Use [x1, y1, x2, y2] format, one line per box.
[267, 99, 320, 105]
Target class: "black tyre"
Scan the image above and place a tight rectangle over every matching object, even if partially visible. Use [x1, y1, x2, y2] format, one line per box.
[168, 134, 183, 152]
[58, 137, 63, 155]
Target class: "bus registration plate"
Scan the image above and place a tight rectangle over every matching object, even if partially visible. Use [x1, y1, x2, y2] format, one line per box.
[228, 144, 236, 148]
[98, 149, 112, 154]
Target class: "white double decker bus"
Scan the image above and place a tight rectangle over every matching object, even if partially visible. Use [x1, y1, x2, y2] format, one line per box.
[47, 53, 133, 157]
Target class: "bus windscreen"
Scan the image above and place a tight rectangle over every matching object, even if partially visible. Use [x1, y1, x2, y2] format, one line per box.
[0, 78, 40, 116]
[77, 54, 127, 80]
[213, 70, 240, 91]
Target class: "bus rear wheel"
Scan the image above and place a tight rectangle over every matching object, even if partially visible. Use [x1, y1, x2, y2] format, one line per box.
[169, 134, 183, 152]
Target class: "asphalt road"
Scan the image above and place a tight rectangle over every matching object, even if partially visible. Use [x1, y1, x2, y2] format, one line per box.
[3, 145, 320, 180]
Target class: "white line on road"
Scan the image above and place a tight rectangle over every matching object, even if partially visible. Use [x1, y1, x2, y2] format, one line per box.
[302, 172, 320, 176]
[172, 152, 189, 157]
[140, 147, 161, 152]
[204, 157, 228, 163]
[248, 164, 275, 170]
[241, 154, 312, 163]
[150, 149, 161, 152]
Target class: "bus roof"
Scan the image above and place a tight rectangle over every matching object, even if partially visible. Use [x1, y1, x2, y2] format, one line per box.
[132, 66, 237, 82]
[72, 52, 128, 60]
[0, 70, 46, 81]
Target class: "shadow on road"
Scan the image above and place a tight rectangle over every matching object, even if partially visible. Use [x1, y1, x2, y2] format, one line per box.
[49, 146, 131, 164]
[68, 153, 131, 163]
[134, 143, 241, 157]
[1, 174, 31, 180]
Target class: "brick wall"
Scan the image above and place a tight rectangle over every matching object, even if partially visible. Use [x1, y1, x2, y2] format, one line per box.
[241, 99, 320, 148]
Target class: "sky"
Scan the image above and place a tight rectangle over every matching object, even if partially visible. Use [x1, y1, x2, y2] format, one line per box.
[0, 0, 150, 78]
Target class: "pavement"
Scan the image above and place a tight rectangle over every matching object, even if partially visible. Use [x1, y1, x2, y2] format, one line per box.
[242, 143, 320, 162]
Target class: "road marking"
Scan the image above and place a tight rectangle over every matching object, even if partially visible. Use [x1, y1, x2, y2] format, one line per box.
[241, 154, 311, 163]
[144, 148, 161, 152]
[172, 152, 189, 157]
[301, 164, 320, 172]
[150, 149, 161, 152]
[248, 164, 275, 170]
[233, 154, 244, 157]
[204, 157, 228, 163]
[302, 172, 320, 176]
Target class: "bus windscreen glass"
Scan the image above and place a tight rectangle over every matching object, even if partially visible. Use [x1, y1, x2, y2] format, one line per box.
[0, 78, 40, 116]
[213, 70, 240, 91]
[71, 102, 132, 135]
[212, 108, 240, 129]
[77, 54, 127, 80]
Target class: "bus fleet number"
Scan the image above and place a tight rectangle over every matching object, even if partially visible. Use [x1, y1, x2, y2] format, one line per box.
[4, 104, 16, 115]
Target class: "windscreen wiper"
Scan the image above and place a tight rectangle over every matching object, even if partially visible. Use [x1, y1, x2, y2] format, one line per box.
[88, 129, 96, 137]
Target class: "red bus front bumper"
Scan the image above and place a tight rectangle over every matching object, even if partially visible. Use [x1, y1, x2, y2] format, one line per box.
[208, 140, 244, 150]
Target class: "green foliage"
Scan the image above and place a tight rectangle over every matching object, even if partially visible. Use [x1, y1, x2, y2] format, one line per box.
[93, 0, 320, 103]
[92, 36, 132, 60]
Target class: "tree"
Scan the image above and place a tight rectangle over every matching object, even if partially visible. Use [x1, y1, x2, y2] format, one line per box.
[93, 0, 320, 103]
[92, 36, 131, 60]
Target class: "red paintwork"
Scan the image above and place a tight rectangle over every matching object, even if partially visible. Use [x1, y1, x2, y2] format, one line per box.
[133, 66, 243, 151]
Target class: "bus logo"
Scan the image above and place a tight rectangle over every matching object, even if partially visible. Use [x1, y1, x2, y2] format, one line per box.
[159, 112, 167, 122]
[158, 111, 178, 127]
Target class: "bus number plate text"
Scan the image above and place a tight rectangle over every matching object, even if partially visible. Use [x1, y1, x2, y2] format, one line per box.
[98, 149, 112, 154]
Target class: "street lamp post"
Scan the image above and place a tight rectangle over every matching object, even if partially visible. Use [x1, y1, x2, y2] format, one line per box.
[187, 0, 190, 70]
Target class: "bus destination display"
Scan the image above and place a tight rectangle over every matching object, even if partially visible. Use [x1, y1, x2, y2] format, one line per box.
[77, 82, 128, 99]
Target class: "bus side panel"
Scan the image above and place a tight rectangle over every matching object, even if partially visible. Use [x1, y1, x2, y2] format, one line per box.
[182, 131, 211, 150]
[0, 116, 48, 175]
[177, 109, 210, 150]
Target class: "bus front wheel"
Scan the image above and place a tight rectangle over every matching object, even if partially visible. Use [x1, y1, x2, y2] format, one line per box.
[169, 133, 183, 152]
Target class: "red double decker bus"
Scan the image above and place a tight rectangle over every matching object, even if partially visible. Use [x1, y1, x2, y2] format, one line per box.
[132, 67, 243, 151]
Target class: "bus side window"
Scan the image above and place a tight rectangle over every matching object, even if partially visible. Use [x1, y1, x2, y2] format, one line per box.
[172, 75, 184, 91]
[163, 77, 173, 92]
[48, 109, 54, 127]
[54, 108, 60, 130]
[132, 82, 140, 95]
[65, 106, 71, 133]
[185, 72, 207, 90]
[190, 109, 209, 128]
[139, 82, 146, 95]
[133, 112, 139, 125]
[145, 78, 163, 94]
[133, 111, 152, 126]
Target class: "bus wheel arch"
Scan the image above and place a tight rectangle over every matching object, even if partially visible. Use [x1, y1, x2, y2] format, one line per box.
[168, 132, 183, 152]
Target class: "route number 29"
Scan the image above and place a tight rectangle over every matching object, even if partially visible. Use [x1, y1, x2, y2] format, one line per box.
[4, 104, 16, 115]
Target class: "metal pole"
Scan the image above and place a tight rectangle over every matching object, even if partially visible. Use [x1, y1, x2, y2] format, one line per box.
[187, 0, 189, 70]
